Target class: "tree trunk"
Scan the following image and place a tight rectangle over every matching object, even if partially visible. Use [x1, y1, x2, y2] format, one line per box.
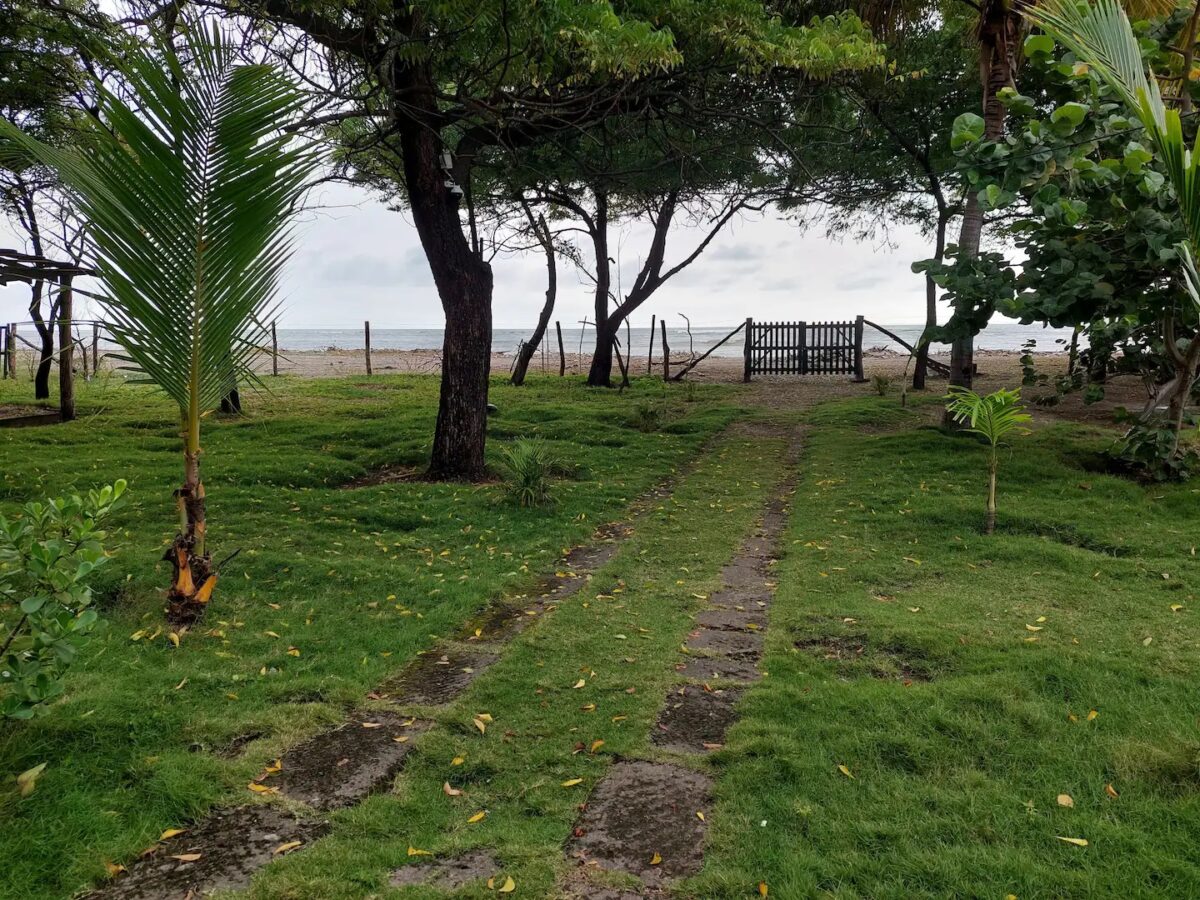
[1166, 336, 1200, 458]
[390, 55, 494, 479]
[512, 212, 556, 386]
[57, 279, 74, 422]
[585, 192, 613, 387]
[914, 212, 948, 391]
[951, 1, 1025, 393]
[166, 415, 214, 628]
[985, 455, 997, 535]
[220, 387, 242, 414]
[29, 281, 54, 400]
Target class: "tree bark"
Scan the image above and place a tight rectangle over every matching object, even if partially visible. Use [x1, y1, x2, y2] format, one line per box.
[914, 211, 949, 390]
[389, 51, 494, 479]
[57, 279, 74, 422]
[30, 280, 55, 400]
[585, 192, 613, 387]
[512, 211, 556, 386]
[166, 414, 214, 627]
[985, 455, 997, 535]
[951, 0, 1025, 392]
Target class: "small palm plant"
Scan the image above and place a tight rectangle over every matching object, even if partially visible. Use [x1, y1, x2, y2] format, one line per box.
[945, 386, 1032, 534]
[500, 438, 559, 508]
[0, 22, 315, 626]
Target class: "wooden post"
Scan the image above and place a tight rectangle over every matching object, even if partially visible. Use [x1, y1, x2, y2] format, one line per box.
[661, 318, 670, 381]
[91, 322, 99, 378]
[1, 325, 8, 379]
[647, 314, 656, 374]
[4, 324, 13, 380]
[555, 321, 565, 376]
[743, 317, 753, 382]
[271, 320, 279, 376]
[58, 279, 75, 422]
[853, 314, 866, 382]
[364, 320, 372, 375]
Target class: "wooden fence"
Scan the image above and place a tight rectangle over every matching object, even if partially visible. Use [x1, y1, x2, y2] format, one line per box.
[743, 316, 865, 382]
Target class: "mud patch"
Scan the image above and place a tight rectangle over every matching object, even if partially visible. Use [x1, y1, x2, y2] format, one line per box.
[719, 559, 771, 589]
[675, 653, 760, 683]
[271, 712, 427, 809]
[568, 760, 711, 882]
[695, 607, 766, 632]
[388, 848, 503, 889]
[380, 647, 499, 705]
[86, 806, 327, 899]
[794, 633, 870, 661]
[651, 684, 743, 753]
[707, 589, 770, 611]
[462, 603, 531, 644]
[794, 634, 942, 682]
[685, 626, 763, 659]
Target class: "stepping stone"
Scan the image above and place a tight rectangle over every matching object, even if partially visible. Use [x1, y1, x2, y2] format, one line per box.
[389, 848, 503, 889]
[707, 589, 770, 610]
[86, 806, 327, 899]
[695, 607, 766, 632]
[685, 626, 763, 659]
[272, 712, 427, 809]
[380, 647, 499, 705]
[462, 603, 531, 644]
[652, 684, 743, 753]
[720, 560, 769, 589]
[568, 760, 711, 882]
[675, 653, 760, 683]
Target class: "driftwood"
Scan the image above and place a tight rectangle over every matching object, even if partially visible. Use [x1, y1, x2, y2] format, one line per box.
[671, 320, 746, 381]
[862, 319, 950, 376]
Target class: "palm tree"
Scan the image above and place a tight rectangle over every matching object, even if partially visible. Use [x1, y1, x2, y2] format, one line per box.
[0, 21, 315, 626]
[945, 386, 1031, 533]
[1027, 0, 1200, 455]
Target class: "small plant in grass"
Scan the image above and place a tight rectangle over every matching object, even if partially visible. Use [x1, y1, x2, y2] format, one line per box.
[0, 481, 126, 719]
[944, 387, 1031, 534]
[500, 439, 559, 508]
[870, 374, 891, 396]
[627, 401, 664, 433]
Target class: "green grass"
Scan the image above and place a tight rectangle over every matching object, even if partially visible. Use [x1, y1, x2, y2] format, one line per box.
[690, 396, 1200, 898]
[0, 373, 739, 900]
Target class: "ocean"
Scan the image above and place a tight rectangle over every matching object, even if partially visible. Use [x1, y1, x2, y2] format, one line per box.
[273, 322, 1078, 357]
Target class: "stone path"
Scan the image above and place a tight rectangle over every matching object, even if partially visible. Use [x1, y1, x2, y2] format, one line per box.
[86, 468, 690, 899]
[563, 426, 802, 898]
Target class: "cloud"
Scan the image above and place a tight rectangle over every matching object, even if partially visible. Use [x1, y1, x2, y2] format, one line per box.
[836, 272, 891, 292]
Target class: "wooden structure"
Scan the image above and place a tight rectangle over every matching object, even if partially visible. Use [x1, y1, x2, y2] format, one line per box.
[743, 316, 865, 382]
[0, 249, 97, 422]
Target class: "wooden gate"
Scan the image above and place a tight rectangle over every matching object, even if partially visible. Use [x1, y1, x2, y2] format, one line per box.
[743, 316, 865, 382]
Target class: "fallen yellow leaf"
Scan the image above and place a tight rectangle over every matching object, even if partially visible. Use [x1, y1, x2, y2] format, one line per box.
[104, 862, 126, 878]
[158, 828, 187, 841]
[1056, 794, 1074, 808]
[1105, 783, 1119, 799]
[1087, 709, 1099, 722]
[590, 740, 605, 754]
[650, 852, 662, 866]
[287, 646, 301, 657]
[168, 632, 180, 648]
[170, 853, 202, 862]
[393, 735, 409, 743]
[561, 778, 583, 787]
[443, 782, 463, 797]
[696, 811, 705, 821]
[467, 810, 486, 823]
[247, 782, 278, 794]
[16, 762, 46, 797]
[1056, 836, 1088, 847]
[498, 875, 516, 893]
[837, 764, 854, 779]
[1025, 624, 1042, 632]
[273, 840, 302, 855]
[451, 756, 466, 766]
[407, 846, 432, 857]
[759, 883, 769, 897]
[573, 679, 586, 689]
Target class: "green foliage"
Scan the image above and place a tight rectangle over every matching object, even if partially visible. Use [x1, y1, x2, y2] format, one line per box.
[871, 374, 892, 396]
[0, 20, 316, 420]
[945, 386, 1032, 447]
[1112, 414, 1200, 480]
[0, 481, 126, 719]
[626, 401, 665, 433]
[500, 438, 560, 508]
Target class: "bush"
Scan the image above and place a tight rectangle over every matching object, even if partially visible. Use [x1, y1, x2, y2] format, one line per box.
[1110, 419, 1200, 482]
[627, 401, 664, 432]
[0, 481, 126, 719]
[500, 439, 560, 508]
[870, 374, 892, 396]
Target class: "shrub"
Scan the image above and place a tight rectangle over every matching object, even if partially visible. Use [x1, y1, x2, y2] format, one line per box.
[0, 481, 127, 719]
[870, 374, 892, 396]
[627, 402, 664, 432]
[1111, 418, 1200, 482]
[500, 439, 559, 508]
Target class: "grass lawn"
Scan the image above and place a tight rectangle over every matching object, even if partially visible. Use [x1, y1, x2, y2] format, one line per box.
[0, 374, 737, 900]
[692, 396, 1200, 898]
[3, 376, 1199, 899]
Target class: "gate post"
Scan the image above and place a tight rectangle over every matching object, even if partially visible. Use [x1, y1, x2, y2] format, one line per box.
[853, 314, 866, 382]
[743, 318, 753, 382]
[799, 321, 808, 375]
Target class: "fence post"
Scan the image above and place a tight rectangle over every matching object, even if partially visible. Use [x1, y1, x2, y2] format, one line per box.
[4, 324, 13, 379]
[364, 320, 372, 375]
[647, 314, 656, 374]
[853, 314, 866, 382]
[91, 322, 99, 378]
[58, 280, 76, 422]
[742, 317, 753, 382]
[271, 320, 279, 376]
[555, 321, 565, 376]
[1, 325, 8, 379]
[661, 318, 670, 381]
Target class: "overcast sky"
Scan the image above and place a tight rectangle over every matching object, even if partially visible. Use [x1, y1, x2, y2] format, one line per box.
[1, 181, 950, 330]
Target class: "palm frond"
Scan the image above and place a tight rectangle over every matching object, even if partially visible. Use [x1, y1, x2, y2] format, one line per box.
[0, 19, 315, 416]
[945, 385, 1031, 444]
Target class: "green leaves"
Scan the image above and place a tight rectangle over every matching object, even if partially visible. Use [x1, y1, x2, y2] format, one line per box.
[951, 113, 986, 150]
[0, 483, 126, 719]
[944, 387, 1032, 448]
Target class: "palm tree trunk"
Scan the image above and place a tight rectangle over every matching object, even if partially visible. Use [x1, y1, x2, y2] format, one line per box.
[166, 412, 214, 626]
[985, 452, 998, 535]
